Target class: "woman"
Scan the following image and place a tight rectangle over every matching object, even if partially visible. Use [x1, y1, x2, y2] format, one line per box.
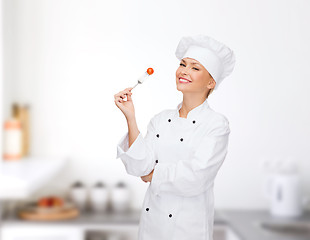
[114, 35, 235, 240]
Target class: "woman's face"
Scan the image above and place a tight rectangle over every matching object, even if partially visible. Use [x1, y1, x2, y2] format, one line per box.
[175, 57, 215, 95]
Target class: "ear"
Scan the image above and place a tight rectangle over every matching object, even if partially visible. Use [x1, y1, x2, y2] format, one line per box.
[208, 78, 216, 89]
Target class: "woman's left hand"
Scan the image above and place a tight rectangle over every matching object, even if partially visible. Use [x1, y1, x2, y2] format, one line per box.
[141, 169, 154, 183]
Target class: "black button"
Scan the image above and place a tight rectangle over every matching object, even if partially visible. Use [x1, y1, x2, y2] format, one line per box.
[169, 214, 172, 218]
[168, 119, 171, 122]
[155, 160, 158, 163]
[180, 138, 183, 141]
[193, 120, 196, 124]
[156, 134, 159, 138]
[146, 208, 149, 211]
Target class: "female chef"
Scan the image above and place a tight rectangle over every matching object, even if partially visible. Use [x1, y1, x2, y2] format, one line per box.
[114, 35, 236, 240]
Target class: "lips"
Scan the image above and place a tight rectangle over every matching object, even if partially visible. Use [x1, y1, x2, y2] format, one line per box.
[179, 77, 192, 83]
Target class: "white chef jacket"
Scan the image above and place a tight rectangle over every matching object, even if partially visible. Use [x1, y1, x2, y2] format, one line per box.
[116, 98, 230, 240]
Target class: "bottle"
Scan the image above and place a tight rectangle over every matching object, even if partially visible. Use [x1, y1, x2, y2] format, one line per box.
[3, 118, 22, 160]
[12, 103, 30, 157]
[20, 105, 30, 156]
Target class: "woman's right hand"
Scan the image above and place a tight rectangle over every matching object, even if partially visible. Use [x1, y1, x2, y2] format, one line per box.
[114, 87, 135, 119]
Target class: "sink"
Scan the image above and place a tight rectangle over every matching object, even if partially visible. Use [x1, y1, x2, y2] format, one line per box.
[259, 221, 310, 237]
[213, 224, 241, 240]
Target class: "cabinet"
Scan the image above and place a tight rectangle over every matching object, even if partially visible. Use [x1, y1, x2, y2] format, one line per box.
[1, 226, 83, 240]
[0, 210, 242, 240]
[1, 210, 141, 240]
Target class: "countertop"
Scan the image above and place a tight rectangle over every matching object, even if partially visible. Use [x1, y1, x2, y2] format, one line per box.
[2, 209, 310, 239]
[216, 209, 310, 240]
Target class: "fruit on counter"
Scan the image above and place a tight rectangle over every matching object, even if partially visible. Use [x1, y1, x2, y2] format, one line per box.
[38, 197, 50, 207]
[37, 196, 64, 208]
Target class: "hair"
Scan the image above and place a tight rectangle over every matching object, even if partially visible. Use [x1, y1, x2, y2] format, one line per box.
[206, 88, 214, 98]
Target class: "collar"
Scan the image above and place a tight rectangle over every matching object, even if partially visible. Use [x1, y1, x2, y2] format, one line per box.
[175, 98, 209, 120]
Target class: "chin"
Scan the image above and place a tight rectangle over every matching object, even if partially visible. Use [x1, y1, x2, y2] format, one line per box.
[176, 85, 189, 93]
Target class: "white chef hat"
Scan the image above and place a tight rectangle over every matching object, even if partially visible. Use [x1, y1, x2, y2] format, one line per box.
[175, 35, 236, 90]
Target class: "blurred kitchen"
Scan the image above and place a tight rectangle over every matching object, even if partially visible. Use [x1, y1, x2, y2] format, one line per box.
[1, 0, 310, 239]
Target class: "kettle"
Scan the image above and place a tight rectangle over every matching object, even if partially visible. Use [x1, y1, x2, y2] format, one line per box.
[263, 157, 309, 217]
[265, 173, 308, 217]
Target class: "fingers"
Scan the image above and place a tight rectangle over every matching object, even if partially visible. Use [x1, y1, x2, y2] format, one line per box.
[114, 88, 133, 103]
[115, 87, 133, 97]
[126, 92, 132, 101]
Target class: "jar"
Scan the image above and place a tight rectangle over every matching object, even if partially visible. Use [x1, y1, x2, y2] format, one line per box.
[89, 182, 109, 212]
[69, 181, 88, 211]
[3, 119, 22, 160]
[110, 182, 130, 213]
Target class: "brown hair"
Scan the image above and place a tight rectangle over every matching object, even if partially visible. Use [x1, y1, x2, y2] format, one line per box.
[206, 88, 214, 98]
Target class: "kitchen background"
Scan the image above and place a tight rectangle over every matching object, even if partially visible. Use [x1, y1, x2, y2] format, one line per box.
[1, 0, 310, 240]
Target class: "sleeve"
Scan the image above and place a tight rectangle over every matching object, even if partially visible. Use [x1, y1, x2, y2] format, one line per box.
[116, 115, 158, 177]
[150, 118, 230, 197]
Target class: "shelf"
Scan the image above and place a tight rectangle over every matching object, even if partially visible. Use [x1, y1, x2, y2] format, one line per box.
[2, 209, 141, 226]
[0, 157, 67, 200]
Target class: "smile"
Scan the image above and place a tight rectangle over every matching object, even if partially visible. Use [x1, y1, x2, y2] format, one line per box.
[179, 77, 192, 83]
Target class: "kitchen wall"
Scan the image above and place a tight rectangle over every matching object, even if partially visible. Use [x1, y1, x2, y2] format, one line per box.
[0, 0, 3, 172]
[2, 0, 310, 210]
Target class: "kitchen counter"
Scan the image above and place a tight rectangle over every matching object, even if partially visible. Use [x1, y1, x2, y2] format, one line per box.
[217, 209, 310, 240]
[2, 209, 310, 240]
[0, 209, 235, 227]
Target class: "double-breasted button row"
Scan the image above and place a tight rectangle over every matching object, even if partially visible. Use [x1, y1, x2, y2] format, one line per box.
[168, 118, 196, 124]
[157, 118, 196, 142]
[149, 117, 191, 220]
[145, 208, 173, 218]
[156, 133, 184, 142]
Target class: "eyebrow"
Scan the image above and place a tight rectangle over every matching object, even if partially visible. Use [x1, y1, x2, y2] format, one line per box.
[181, 59, 200, 65]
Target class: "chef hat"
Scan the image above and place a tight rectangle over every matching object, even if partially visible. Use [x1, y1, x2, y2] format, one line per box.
[175, 35, 236, 90]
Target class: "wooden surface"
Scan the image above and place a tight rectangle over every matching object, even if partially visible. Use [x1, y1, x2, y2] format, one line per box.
[18, 206, 79, 221]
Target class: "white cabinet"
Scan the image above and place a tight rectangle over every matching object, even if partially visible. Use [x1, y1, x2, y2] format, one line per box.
[1, 225, 139, 240]
[1, 222, 241, 240]
[1, 209, 141, 240]
[0, 211, 242, 240]
[1, 226, 83, 240]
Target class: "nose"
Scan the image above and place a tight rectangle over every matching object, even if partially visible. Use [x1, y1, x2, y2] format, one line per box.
[180, 67, 189, 76]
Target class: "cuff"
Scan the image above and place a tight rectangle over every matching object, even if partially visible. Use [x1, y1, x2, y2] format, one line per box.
[116, 132, 147, 160]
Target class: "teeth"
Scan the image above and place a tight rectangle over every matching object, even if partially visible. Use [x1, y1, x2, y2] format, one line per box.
[179, 78, 190, 83]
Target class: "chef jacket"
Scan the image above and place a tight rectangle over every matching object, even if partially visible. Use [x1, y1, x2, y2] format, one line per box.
[116, 98, 230, 240]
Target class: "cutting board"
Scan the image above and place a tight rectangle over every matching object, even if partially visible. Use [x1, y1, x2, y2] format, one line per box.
[18, 203, 79, 221]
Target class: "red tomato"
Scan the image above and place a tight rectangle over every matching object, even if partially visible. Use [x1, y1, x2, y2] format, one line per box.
[38, 197, 50, 207]
[147, 68, 154, 75]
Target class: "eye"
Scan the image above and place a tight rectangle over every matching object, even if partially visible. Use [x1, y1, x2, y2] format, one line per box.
[180, 63, 186, 67]
[193, 67, 199, 71]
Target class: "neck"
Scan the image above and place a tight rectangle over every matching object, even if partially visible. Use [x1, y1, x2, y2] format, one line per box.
[179, 94, 207, 118]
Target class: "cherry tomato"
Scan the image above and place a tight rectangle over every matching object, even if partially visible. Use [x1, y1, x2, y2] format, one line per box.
[147, 68, 154, 75]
